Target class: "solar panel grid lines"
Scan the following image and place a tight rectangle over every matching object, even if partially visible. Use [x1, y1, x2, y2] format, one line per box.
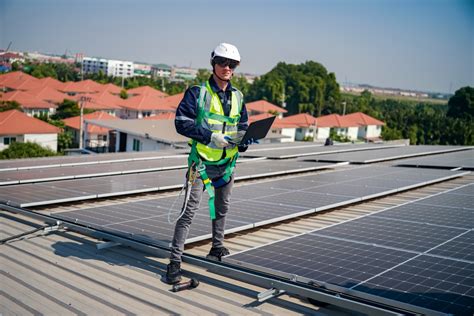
[302, 145, 472, 164]
[0, 160, 341, 208]
[45, 167, 469, 250]
[0, 150, 188, 171]
[397, 149, 474, 170]
[352, 255, 474, 315]
[242, 143, 406, 159]
[0, 157, 190, 186]
[225, 182, 474, 315]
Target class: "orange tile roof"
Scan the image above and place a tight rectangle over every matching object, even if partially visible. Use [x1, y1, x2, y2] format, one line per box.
[63, 111, 118, 134]
[0, 71, 36, 84]
[143, 112, 176, 120]
[281, 112, 385, 128]
[24, 86, 69, 104]
[71, 91, 124, 110]
[0, 73, 43, 91]
[280, 113, 318, 127]
[127, 86, 168, 98]
[344, 112, 385, 126]
[0, 109, 61, 135]
[246, 100, 287, 114]
[159, 92, 184, 110]
[101, 83, 122, 94]
[0, 90, 53, 109]
[315, 114, 353, 128]
[249, 113, 298, 128]
[37, 77, 66, 90]
[61, 79, 104, 94]
[121, 93, 177, 111]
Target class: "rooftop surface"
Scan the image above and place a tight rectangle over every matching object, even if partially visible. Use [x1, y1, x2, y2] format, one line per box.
[1, 145, 473, 315]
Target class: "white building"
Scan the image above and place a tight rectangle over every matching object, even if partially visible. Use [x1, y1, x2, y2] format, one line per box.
[0, 109, 60, 152]
[85, 119, 188, 152]
[82, 57, 134, 78]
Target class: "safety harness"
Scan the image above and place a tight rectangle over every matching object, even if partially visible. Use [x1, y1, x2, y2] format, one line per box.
[187, 82, 242, 220]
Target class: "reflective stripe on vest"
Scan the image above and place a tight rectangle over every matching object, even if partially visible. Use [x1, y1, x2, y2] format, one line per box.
[193, 81, 243, 162]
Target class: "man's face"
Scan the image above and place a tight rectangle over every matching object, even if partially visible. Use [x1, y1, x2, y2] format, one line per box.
[214, 62, 234, 81]
[213, 56, 239, 81]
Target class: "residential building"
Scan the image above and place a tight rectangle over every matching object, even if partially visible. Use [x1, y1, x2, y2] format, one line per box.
[151, 64, 172, 78]
[133, 62, 152, 77]
[280, 113, 320, 141]
[82, 57, 134, 78]
[120, 89, 174, 119]
[249, 113, 296, 143]
[63, 111, 119, 151]
[0, 90, 57, 117]
[246, 100, 287, 118]
[170, 66, 197, 81]
[85, 119, 188, 152]
[344, 112, 384, 140]
[0, 109, 61, 151]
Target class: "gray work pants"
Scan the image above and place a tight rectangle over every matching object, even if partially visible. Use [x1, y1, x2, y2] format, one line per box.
[169, 174, 234, 263]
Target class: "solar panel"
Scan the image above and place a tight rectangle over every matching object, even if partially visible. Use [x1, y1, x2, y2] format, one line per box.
[0, 160, 339, 207]
[0, 149, 187, 171]
[225, 183, 474, 315]
[0, 157, 189, 185]
[397, 149, 474, 170]
[241, 143, 404, 159]
[302, 145, 471, 164]
[48, 167, 468, 248]
[353, 255, 473, 315]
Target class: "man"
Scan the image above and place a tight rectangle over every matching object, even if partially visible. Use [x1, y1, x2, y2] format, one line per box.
[165, 43, 253, 284]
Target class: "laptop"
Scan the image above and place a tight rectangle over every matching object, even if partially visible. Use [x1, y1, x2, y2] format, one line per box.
[227, 116, 276, 145]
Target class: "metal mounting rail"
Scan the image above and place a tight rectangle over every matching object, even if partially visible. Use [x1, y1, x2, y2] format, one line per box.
[1, 203, 412, 316]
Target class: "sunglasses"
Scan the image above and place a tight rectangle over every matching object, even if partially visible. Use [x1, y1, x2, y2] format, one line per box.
[214, 56, 239, 69]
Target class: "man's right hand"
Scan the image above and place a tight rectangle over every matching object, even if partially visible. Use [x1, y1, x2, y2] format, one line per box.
[211, 133, 229, 148]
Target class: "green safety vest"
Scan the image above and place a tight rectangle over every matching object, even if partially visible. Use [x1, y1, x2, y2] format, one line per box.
[188, 81, 244, 220]
[191, 80, 243, 162]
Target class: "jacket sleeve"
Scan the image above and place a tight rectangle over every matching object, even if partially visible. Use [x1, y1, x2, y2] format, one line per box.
[174, 86, 213, 144]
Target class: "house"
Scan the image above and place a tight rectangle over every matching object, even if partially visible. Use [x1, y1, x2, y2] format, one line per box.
[120, 86, 174, 119]
[126, 86, 168, 98]
[71, 90, 123, 116]
[246, 100, 287, 118]
[280, 113, 320, 141]
[0, 109, 61, 151]
[0, 71, 43, 91]
[62, 111, 119, 150]
[343, 112, 384, 140]
[120, 93, 175, 119]
[0, 90, 57, 117]
[315, 114, 356, 141]
[249, 113, 297, 143]
[84, 119, 188, 152]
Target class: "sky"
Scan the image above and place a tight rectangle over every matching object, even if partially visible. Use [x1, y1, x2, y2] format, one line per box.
[1, 0, 473, 93]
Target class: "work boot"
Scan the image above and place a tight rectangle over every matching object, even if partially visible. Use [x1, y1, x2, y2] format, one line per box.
[206, 246, 230, 261]
[164, 261, 182, 284]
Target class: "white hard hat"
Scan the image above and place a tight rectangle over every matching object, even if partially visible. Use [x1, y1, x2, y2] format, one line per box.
[210, 43, 241, 64]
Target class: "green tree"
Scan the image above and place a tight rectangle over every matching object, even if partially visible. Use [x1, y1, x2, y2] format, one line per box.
[120, 89, 128, 99]
[447, 86, 474, 119]
[246, 61, 340, 116]
[0, 100, 22, 112]
[0, 142, 58, 159]
[51, 99, 80, 119]
[57, 131, 73, 152]
[31, 63, 57, 79]
[192, 69, 212, 85]
[231, 74, 251, 96]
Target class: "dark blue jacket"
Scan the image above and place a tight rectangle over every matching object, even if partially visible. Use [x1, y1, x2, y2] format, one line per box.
[175, 76, 248, 147]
